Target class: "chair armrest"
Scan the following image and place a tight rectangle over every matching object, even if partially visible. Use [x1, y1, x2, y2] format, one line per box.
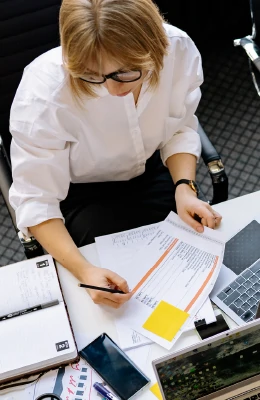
[0, 143, 44, 259]
[234, 36, 260, 72]
[0, 145, 17, 229]
[198, 123, 220, 163]
[198, 123, 228, 205]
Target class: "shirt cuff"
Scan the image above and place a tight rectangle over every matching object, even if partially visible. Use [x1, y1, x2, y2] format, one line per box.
[15, 200, 65, 237]
[160, 130, 201, 166]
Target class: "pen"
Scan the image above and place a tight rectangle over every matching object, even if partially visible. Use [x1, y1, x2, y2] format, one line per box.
[0, 299, 59, 322]
[78, 283, 125, 294]
[93, 382, 120, 400]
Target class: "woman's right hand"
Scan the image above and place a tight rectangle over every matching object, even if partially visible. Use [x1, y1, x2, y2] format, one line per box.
[28, 220, 131, 309]
[79, 264, 132, 309]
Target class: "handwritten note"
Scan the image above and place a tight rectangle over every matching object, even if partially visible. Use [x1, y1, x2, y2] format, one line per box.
[95, 222, 160, 273]
[0, 256, 62, 315]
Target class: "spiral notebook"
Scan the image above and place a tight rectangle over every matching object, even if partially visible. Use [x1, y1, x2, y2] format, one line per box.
[0, 254, 78, 385]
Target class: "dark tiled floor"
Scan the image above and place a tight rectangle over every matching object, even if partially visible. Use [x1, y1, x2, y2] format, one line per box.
[196, 46, 260, 200]
[0, 45, 260, 266]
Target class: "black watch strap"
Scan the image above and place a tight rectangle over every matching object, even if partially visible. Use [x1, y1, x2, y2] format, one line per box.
[175, 179, 199, 195]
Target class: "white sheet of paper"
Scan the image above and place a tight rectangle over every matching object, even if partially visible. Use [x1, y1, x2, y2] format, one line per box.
[96, 220, 216, 350]
[35, 359, 104, 400]
[183, 296, 216, 332]
[126, 345, 151, 373]
[2, 359, 105, 400]
[115, 322, 152, 350]
[0, 256, 63, 315]
[115, 212, 225, 350]
[115, 297, 216, 350]
[95, 222, 160, 273]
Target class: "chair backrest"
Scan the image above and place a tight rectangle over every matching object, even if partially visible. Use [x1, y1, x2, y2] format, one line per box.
[251, 0, 260, 44]
[247, 0, 260, 96]
[155, 0, 251, 54]
[0, 0, 61, 162]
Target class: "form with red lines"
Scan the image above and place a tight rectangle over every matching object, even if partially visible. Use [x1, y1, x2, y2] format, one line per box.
[115, 212, 225, 350]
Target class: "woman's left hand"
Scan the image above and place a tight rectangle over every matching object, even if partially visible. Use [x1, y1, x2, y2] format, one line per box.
[175, 184, 222, 233]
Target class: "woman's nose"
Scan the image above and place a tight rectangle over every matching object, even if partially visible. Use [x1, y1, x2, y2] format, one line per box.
[104, 79, 124, 96]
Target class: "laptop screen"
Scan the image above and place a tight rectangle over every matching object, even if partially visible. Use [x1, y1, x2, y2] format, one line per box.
[155, 323, 260, 400]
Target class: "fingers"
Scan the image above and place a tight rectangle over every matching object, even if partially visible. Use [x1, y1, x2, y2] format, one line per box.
[105, 270, 130, 293]
[195, 205, 222, 230]
[87, 268, 132, 308]
[90, 291, 132, 309]
[181, 211, 204, 232]
[212, 211, 222, 227]
[181, 203, 222, 233]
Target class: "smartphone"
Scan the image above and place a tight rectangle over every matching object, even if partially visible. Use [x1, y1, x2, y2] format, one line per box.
[80, 333, 150, 400]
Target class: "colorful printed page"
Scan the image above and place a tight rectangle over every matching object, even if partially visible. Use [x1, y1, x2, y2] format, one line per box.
[115, 212, 225, 350]
[31, 359, 105, 400]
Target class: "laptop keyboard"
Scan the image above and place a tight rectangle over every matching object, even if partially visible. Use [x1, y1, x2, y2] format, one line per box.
[217, 260, 260, 323]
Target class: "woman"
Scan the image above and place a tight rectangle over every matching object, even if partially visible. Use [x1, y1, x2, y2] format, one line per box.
[9, 0, 222, 308]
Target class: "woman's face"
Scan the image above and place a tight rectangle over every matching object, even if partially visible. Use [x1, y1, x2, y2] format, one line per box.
[86, 57, 145, 97]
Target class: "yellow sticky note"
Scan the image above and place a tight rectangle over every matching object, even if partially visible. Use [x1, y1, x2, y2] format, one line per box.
[143, 300, 189, 341]
[150, 383, 163, 400]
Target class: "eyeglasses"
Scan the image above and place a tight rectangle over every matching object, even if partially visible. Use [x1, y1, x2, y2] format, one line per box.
[79, 69, 142, 84]
[35, 394, 62, 400]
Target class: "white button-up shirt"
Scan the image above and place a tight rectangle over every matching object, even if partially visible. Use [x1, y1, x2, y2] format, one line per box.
[9, 24, 203, 236]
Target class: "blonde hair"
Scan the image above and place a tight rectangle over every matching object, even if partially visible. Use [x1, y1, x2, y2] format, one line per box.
[59, 0, 169, 99]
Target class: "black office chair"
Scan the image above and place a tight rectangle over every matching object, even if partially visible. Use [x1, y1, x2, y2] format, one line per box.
[0, 0, 228, 259]
[0, 0, 61, 258]
[234, 0, 260, 96]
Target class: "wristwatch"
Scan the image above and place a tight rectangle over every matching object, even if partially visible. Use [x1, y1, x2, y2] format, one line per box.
[175, 179, 199, 196]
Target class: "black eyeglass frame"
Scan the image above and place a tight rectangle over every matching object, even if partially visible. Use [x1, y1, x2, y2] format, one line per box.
[79, 70, 142, 84]
[35, 393, 62, 400]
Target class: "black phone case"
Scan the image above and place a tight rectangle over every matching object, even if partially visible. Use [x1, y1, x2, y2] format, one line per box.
[79, 333, 150, 400]
[223, 220, 260, 275]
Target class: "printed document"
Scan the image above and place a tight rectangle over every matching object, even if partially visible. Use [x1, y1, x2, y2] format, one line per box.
[95, 222, 160, 273]
[96, 220, 216, 350]
[115, 296, 215, 350]
[114, 212, 225, 350]
[2, 359, 104, 400]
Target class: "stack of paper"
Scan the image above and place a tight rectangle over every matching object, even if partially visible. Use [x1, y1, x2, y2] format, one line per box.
[95, 212, 225, 350]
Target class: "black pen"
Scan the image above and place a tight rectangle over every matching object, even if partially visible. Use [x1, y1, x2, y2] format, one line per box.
[0, 299, 59, 322]
[78, 283, 125, 294]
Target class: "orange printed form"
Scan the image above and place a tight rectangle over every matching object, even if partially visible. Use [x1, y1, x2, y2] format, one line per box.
[115, 212, 225, 350]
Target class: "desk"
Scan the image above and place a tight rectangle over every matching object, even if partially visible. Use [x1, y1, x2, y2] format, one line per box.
[56, 190, 260, 399]
[4, 191, 260, 400]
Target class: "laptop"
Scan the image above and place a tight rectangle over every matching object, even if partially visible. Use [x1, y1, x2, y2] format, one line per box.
[153, 318, 260, 400]
[211, 258, 260, 325]
[209, 219, 260, 325]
